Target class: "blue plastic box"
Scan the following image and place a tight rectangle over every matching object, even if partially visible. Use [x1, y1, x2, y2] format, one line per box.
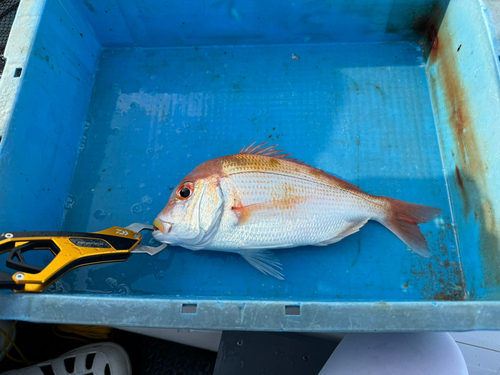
[1, 0, 500, 331]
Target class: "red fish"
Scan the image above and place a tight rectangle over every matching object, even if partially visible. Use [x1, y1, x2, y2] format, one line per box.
[153, 143, 441, 279]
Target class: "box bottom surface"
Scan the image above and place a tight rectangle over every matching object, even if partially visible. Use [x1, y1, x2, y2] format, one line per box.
[6, 42, 463, 301]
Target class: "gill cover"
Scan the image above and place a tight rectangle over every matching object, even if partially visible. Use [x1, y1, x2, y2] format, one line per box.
[158, 178, 224, 250]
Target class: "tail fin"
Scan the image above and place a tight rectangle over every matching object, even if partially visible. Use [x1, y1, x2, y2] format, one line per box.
[377, 197, 442, 257]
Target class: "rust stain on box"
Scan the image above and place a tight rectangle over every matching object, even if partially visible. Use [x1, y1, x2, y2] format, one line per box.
[429, 31, 483, 184]
[428, 13, 500, 290]
[455, 165, 469, 214]
[433, 286, 466, 301]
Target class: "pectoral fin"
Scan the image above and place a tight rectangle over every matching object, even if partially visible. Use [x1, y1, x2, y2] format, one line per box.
[240, 249, 284, 280]
[232, 202, 277, 225]
[232, 198, 308, 226]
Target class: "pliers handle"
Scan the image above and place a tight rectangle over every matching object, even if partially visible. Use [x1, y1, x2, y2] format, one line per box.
[0, 223, 166, 293]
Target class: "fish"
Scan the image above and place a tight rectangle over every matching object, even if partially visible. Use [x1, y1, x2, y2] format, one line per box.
[152, 142, 442, 279]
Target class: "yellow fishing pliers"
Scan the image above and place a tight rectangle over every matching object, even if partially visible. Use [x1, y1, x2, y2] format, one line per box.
[0, 223, 167, 293]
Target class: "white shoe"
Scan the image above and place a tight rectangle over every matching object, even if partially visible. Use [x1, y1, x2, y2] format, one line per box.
[0, 321, 16, 363]
[2, 342, 131, 375]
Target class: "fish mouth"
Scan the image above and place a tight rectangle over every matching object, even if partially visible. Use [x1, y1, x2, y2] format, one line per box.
[153, 218, 172, 234]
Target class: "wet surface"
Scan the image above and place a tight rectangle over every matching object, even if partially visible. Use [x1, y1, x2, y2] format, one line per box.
[40, 42, 464, 301]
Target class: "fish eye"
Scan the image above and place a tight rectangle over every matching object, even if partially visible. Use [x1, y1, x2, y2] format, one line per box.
[176, 182, 194, 200]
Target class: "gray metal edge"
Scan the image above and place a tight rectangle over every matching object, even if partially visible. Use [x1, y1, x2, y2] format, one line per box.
[1, 294, 499, 331]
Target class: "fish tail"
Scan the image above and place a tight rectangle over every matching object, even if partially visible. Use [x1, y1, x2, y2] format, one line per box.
[376, 197, 442, 257]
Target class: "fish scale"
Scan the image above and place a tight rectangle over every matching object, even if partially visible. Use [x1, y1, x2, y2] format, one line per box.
[209, 171, 367, 250]
[153, 143, 442, 279]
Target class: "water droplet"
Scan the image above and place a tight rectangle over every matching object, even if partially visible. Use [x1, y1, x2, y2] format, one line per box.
[78, 135, 86, 154]
[132, 203, 142, 213]
[64, 194, 75, 210]
[115, 284, 131, 295]
[84, 116, 92, 129]
[155, 270, 165, 280]
[47, 280, 70, 293]
[93, 210, 110, 220]
[106, 277, 118, 288]
[142, 195, 153, 204]
[230, 7, 241, 20]
[111, 127, 120, 136]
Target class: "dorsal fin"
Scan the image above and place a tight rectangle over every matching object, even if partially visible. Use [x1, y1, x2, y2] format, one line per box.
[238, 142, 363, 193]
[238, 142, 307, 166]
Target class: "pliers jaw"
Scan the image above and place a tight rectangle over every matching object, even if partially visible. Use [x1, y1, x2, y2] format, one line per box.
[126, 223, 168, 256]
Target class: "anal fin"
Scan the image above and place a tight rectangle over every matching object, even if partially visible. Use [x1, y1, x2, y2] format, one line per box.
[314, 218, 369, 246]
[240, 249, 284, 280]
